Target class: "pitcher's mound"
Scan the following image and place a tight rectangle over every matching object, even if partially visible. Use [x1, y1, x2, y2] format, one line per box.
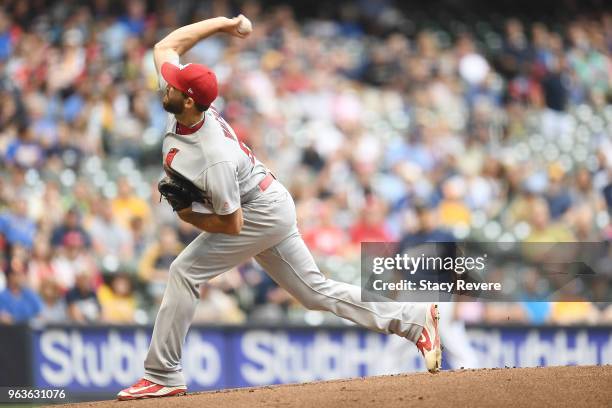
[55, 365, 611, 408]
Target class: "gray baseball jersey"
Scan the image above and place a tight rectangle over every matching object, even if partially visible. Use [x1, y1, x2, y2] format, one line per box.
[161, 108, 267, 215]
[159, 60, 267, 215]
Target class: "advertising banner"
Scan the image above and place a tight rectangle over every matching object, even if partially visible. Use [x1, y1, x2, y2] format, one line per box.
[31, 325, 612, 395]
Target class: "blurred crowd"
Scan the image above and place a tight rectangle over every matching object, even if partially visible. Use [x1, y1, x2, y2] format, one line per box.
[0, 0, 611, 327]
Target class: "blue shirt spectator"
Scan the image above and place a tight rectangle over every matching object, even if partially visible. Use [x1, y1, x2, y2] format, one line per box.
[521, 302, 551, 324]
[0, 260, 43, 324]
[0, 31, 10, 61]
[0, 9, 11, 61]
[0, 286, 43, 323]
[0, 201, 36, 249]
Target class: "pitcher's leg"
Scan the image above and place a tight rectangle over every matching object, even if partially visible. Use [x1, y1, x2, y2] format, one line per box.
[144, 230, 265, 386]
[255, 230, 427, 343]
[144, 232, 216, 386]
[143, 189, 296, 387]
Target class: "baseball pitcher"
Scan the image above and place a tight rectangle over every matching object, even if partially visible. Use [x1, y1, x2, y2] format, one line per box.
[118, 15, 441, 400]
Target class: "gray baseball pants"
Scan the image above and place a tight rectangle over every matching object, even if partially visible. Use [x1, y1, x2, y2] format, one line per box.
[144, 180, 427, 386]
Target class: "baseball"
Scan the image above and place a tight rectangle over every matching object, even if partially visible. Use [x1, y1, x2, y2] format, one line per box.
[237, 15, 252, 35]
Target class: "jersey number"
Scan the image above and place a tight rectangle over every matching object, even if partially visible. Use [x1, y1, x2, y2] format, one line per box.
[211, 108, 255, 164]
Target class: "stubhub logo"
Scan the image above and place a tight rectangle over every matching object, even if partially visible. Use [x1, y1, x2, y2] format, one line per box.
[35, 329, 223, 390]
[238, 330, 419, 385]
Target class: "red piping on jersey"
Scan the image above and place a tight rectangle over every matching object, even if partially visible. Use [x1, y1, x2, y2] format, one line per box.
[175, 116, 205, 135]
[165, 148, 179, 168]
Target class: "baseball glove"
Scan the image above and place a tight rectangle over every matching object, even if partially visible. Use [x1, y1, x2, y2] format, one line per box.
[158, 175, 203, 212]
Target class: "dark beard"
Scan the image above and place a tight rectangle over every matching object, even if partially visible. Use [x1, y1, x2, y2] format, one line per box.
[163, 99, 185, 114]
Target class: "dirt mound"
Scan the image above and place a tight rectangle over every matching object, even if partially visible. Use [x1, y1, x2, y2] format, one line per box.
[53, 365, 611, 408]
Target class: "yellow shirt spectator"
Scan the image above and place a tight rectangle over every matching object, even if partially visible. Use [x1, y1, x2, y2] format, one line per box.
[550, 302, 597, 324]
[97, 274, 136, 324]
[439, 201, 471, 228]
[111, 178, 151, 228]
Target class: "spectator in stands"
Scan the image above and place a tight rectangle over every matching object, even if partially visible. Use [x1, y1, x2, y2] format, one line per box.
[50, 207, 91, 250]
[97, 272, 136, 324]
[550, 301, 599, 325]
[519, 268, 552, 324]
[128, 216, 149, 259]
[0, 264, 4, 292]
[35, 277, 68, 324]
[88, 198, 133, 262]
[349, 197, 393, 244]
[45, 121, 84, 170]
[0, 197, 36, 249]
[571, 168, 605, 213]
[51, 231, 98, 291]
[31, 182, 66, 230]
[28, 236, 56, 292]
[0, 9, 12, 61]
[567, 22, 610, 102]
[525, 198, 575, 242]
[545, 168, 572, 220]
[0, 256, 42, 324]
[4, 126, 45, 169]
[112, 178, 151, 229]
[66, 270, 101, 323]
[505, 185, 542, 227]
[570, 204, 600, 241]
[302, 200, 348, 256]
[591, 275, 612, 323]
[399, 202, 454, 247]
[192, 284, 245, 324]
[138, 225, 183, 302]
[438, 177, 472, 229]
[68, 180, 97, 216]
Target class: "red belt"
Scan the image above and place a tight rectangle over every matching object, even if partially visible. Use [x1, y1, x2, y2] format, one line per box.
[258, 172, 275, 192]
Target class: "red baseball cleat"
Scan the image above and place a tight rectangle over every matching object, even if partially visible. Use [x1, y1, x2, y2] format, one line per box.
[416, 303, 442, 373]
[117, 378, 187, 400]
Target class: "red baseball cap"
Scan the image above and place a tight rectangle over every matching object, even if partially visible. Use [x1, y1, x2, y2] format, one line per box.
[161, 62, 218, 108]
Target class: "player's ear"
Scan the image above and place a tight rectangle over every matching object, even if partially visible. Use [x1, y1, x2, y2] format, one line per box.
[184, 96, 195, 109]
